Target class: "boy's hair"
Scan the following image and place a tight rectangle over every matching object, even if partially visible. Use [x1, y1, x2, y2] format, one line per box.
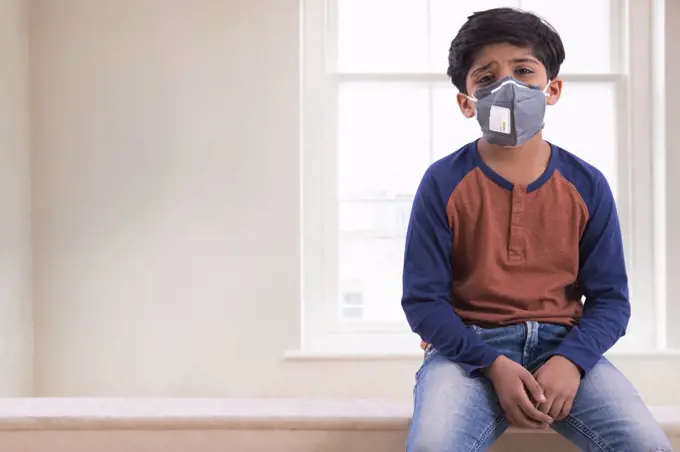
[447, 8, 565, 93]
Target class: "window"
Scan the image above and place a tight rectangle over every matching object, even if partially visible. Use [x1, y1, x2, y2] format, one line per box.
[301, 0, 665, 355]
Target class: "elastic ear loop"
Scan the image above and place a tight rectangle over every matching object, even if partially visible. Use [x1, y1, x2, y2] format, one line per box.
[543, 80, 552, 97]
[462, 94, 477, 118]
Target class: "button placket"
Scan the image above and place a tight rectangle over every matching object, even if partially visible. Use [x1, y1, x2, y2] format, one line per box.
[508, 185, 527, 261]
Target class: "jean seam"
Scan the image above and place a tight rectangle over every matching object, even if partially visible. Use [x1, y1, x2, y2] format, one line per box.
[415, 348, 437, 381]
[470, 413, 505, 452]
[406, 372, 421, 445]
[561, 415, 612, 452]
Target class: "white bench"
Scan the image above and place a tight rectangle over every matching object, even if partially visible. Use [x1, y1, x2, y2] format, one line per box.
[0, 399, 676, 452]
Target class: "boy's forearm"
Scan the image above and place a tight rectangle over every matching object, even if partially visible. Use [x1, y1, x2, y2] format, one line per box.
[554, 294, 630, 373]
[404, 297, 501, 375]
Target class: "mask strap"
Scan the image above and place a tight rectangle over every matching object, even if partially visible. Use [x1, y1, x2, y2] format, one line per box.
[491, 79, 524, 93]
[467, 80, 551, 102]
[543, 80, 552, 97]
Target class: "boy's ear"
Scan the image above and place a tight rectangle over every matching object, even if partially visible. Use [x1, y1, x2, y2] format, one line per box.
[546, 79, 563, 106]
[457, 92, 476, 118]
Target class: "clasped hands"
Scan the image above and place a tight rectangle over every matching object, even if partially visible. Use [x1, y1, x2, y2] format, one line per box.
[483, 355, 581, 429]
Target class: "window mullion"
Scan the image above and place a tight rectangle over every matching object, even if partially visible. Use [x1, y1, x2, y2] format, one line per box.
[427, 84, 435, 163]
[324, 0, 338, 73]
[426, 0, 432, 72]
[332, 72, 624, 83]
[651, 0, 667, 350]
[611, 0, 626, 73]
[301, 0, 341, 351]
[625, 0, 657, 348]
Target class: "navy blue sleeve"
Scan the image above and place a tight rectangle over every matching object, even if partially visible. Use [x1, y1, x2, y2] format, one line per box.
[555, 172, 630, 373]
[401, 167, 500, 376]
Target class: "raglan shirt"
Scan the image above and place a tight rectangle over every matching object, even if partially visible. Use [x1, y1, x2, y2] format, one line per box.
[401, 141, 630, 376]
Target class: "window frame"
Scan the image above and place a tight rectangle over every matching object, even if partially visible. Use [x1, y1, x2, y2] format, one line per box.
[300, 0, 665, 355]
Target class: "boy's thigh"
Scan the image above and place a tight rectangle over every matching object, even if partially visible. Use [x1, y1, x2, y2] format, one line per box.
[407, 350, 507, 452]
[552, 358, 672, 452]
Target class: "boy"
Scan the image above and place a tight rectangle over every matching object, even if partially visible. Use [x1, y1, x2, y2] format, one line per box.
[402, 8, 672, 452]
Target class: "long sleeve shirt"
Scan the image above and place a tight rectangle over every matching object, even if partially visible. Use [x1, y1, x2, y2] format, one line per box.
[402, 141, 630, 375]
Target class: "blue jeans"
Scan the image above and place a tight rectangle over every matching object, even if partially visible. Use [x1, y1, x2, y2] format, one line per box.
[406, 321, 672, 452]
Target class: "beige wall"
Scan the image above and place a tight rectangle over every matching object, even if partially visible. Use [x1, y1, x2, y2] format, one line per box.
[31, 0, 303, 396]
[27, 0, 680, 401]
[0, 0, 33, 396]
[30, 0, 422, 398]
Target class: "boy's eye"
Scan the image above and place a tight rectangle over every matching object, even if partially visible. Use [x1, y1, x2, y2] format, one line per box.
[478, 75, 494, 85]
[515, 67, 535, 75]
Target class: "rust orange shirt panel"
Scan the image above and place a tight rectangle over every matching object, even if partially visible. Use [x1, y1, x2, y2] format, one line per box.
[446, 168, 589, 327]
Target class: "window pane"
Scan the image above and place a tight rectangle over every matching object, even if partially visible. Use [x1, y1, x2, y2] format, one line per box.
[432, 84, 485, 159]
[429, 0, 520, 73]
[542, 81, 618, 195]
[429, 0, 615, 74]
[338, 83, 430, 199]
[338, 201, 411, 323]
[337, 0, 428, 72]
[339, 199, 412, 236]
[338, 235, 407, 323]
[520, 0, 614, 74]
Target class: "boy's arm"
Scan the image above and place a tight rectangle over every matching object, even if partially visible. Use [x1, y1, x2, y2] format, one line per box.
[402, 170, 500, 376]
[554, 175, 630, 374]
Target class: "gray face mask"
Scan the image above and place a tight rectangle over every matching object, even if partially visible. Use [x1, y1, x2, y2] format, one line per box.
[466, 77, 550, 148]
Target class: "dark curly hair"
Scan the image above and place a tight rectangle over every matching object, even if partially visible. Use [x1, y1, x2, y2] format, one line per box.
[447, 8, 566, 93]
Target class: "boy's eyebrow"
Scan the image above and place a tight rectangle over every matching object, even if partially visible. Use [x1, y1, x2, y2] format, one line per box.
[470, 62, 493, 76]
[510, 57, 541, 65]
[469, 57, 540, 77]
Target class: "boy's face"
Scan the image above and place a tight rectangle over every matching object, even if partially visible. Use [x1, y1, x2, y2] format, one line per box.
[457, 43, 562, 119]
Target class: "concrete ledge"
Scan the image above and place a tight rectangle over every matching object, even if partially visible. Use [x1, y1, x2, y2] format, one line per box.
[0, 398, 677, 436]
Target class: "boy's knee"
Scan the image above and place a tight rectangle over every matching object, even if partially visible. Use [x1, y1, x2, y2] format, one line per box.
[406, 434, 449, 452]
[636, 445, 672, 452]
[406, 416, 468, 452]
[406, 418, 490, 452]
[622, 429, 672, 452]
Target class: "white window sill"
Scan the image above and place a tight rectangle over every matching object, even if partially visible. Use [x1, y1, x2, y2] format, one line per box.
[284, 348, 680, 361]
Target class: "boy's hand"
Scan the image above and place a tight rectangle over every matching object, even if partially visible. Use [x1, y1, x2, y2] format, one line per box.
[484, 356, 553, 429]
[533, 355, 581, 421]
